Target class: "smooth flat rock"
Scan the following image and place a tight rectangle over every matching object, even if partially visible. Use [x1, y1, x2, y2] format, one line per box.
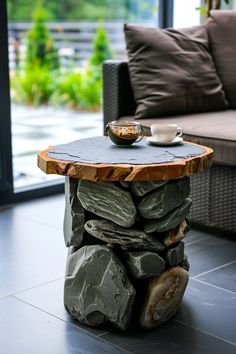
[124, 251, 166, 279]
[162, 219, 189, 247]
[139, 266, 189, 329]
[66, 246, 78, 260]
[78, 180, 137, 227]
[64, 245, 136, 330]
[166, 241, 185, 267]
[130, 181, 167, 197]
[144, 198, 192, 233]
[85, 219, 165, 252]
[138, 177, 190, 219]
[63, 177, 84, 247]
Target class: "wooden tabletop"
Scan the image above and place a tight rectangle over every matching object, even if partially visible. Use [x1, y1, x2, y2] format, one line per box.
[38, 139, 213, 182]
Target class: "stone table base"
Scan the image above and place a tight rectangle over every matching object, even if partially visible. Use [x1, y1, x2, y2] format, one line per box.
[63, 177, 191, 330]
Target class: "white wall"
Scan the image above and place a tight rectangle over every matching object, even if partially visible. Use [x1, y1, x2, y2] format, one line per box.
[173, 0, 201, 28]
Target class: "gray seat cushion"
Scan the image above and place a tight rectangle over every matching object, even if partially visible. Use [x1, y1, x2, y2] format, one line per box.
[120, 110, 236, 166]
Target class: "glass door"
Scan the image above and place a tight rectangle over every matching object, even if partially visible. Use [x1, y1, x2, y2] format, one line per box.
[1, 0, 169, 206]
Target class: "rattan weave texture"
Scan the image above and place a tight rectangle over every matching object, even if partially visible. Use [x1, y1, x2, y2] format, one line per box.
[190, 166, 236, 233]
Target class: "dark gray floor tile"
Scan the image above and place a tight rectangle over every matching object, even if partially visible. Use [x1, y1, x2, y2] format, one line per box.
[185, 234, 236, 276]
[175, 278, 236, 344]
[0, 194, 64, 229]
[0, 217, 66, 298]
[0, 297, 125, 354]
[0, 194, 64, 232]
[100, 319, 236, 354]
[14, 279, 67, 319]
[13, 194, 65, 229]
[15, 278, 108, 337]
[196, 260, 236, 293]
[184, 228, 211, 246]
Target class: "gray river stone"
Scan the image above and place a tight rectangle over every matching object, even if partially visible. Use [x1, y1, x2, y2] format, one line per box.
[124, 251, 166, 279]
[162, 219, 189, 247]
[130, 181, 167, 197]
[144, 198, 192, 233]
[138, 177, 190, 219]
[63, 177, 84, 247]
[166, 241, 185, 267]
[78, 180, 137, 227]
[120, 181, 130, 189]
[64, 245, 136, 330]
[85, 219, 165, 252]
[66, 246, 78, 259]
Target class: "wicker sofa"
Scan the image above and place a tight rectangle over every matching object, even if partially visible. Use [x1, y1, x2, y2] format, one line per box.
[103, 12, 236, 235]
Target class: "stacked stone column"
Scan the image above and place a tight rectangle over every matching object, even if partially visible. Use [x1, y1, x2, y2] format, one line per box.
[63, 176, 191, 330]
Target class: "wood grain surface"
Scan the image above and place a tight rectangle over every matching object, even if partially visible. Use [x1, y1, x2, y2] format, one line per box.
[37, 141, 213, 182]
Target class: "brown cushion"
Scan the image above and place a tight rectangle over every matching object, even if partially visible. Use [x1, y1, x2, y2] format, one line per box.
[119, 110, 236, 166]
[124, 24, 228, 119]
[206, 10, 236, 108]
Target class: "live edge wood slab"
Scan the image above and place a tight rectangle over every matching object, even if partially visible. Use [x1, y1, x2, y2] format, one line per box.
[38, 141, 213, 182]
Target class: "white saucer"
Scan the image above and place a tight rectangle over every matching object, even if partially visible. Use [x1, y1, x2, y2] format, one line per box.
[146, 136, 183, 146]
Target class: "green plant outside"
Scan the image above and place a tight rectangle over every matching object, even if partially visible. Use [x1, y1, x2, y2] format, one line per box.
[11, 3, 112, 111]
[78, 67, 102, 110]
[12, 65, 56, 106]
[50, 67, 102, 111]
[90, 27, 113, 69]
[12, 65, 103, 111]
[7, 0, 157, 22]
[25, 6, 59, 70]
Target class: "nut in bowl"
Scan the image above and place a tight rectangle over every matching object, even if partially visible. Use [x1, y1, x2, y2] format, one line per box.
[106, 121, 144, 146]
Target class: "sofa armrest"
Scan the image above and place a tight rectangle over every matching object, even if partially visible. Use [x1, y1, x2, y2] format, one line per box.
[103, 60, 136, 133]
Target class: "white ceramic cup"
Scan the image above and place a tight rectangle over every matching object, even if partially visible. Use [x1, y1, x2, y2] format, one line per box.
[151, 124, 183, 143]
